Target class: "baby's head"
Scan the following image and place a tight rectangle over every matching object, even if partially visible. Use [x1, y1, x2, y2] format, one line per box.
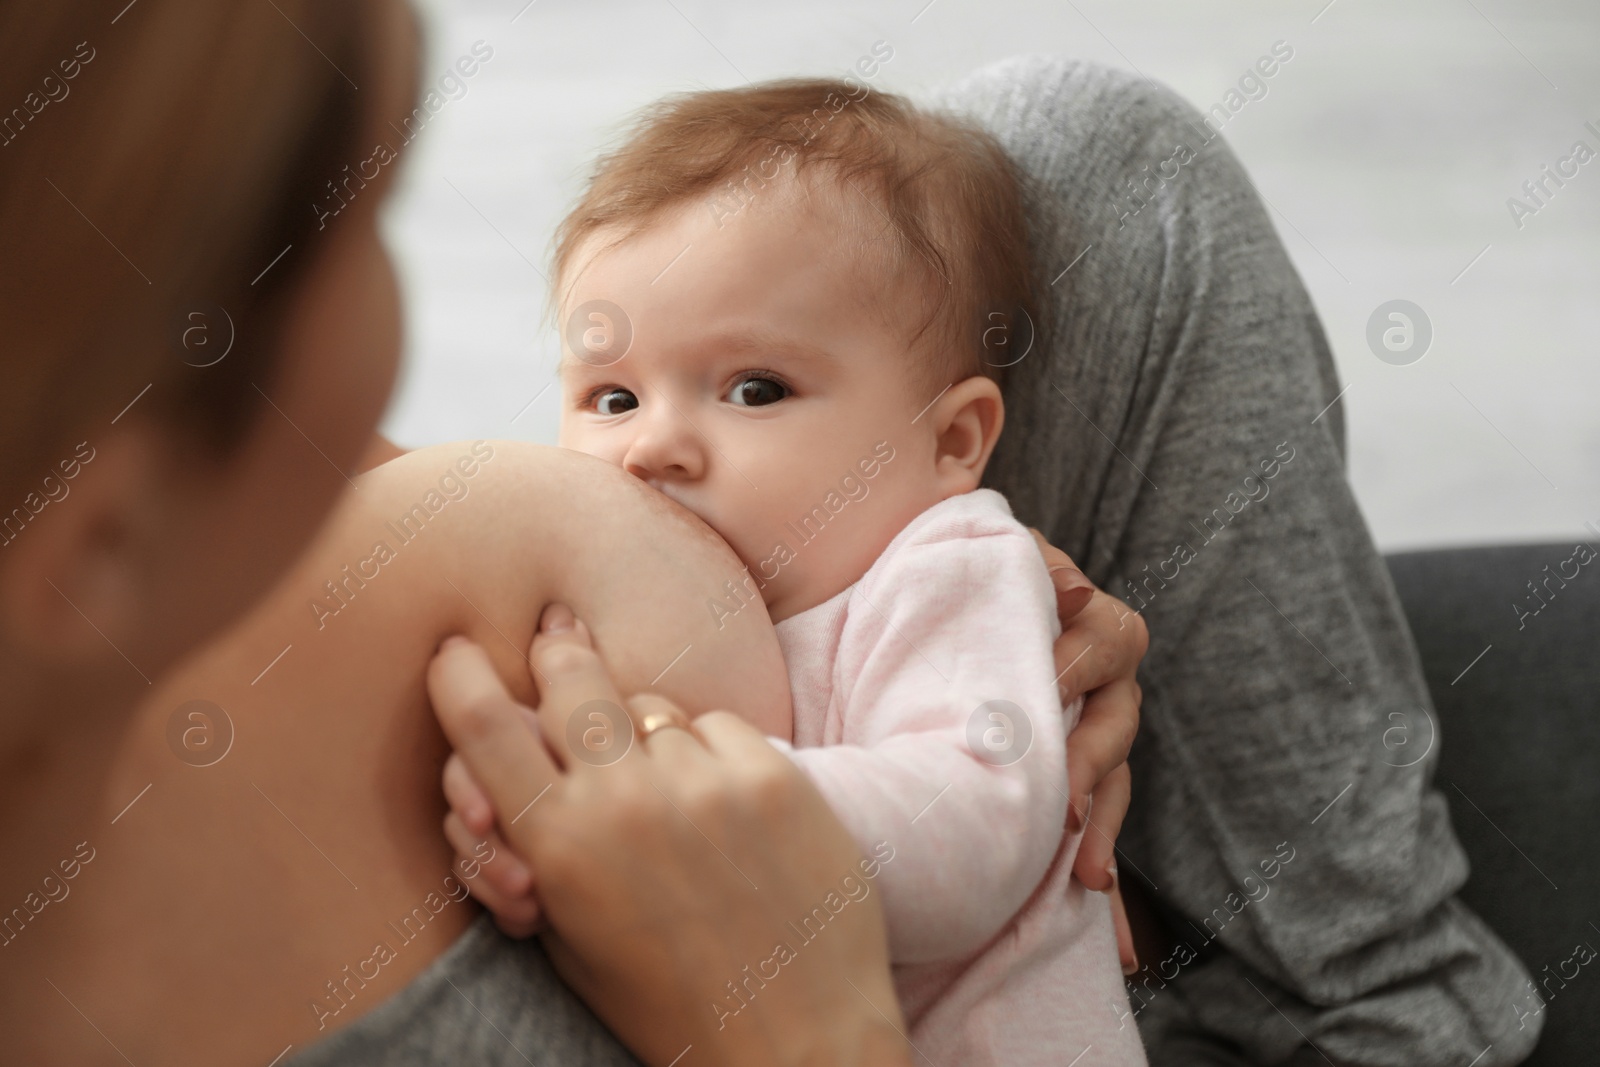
[553, 78, 1036, 621]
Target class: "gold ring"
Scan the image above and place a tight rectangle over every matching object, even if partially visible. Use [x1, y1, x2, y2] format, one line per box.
[639, 708, 693, 740]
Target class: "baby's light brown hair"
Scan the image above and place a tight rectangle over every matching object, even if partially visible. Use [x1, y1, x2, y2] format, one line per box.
[552, 77, 1038, 393]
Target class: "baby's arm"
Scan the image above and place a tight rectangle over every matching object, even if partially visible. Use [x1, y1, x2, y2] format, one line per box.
[779, 521, 1072, 965]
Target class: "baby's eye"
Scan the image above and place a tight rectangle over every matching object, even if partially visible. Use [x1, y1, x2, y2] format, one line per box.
[726, 376, 789, 407]
[593, 388, 639, 415]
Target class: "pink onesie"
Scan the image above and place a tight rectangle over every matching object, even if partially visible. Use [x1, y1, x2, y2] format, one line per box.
[772, 489, 1147, 1066]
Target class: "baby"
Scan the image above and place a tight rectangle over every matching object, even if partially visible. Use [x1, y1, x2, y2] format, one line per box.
[461, 78, 1146, 1065]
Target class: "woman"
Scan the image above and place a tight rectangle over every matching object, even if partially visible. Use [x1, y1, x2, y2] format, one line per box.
[0, 1, 1144, 1064]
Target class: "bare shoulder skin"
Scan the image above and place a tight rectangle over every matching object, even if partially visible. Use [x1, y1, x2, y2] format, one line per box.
[14, 443, 789, 1066]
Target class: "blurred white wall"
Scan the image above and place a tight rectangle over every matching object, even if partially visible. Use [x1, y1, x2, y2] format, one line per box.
[379, 0, 1600, 552]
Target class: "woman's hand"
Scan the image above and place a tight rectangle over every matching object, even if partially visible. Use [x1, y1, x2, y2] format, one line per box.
[428, 604, 913, 1067]
[1029, 529, 1147, 974]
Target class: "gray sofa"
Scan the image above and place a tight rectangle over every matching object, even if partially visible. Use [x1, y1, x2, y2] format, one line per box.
[1385, 543, 1598, 1065]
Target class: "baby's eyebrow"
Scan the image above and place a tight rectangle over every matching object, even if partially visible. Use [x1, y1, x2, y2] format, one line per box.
[556, 329, 839, 374]
[702, 330, 839, 366]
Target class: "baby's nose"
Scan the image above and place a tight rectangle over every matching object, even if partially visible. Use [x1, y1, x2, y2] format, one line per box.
[621, 412, 706, 483]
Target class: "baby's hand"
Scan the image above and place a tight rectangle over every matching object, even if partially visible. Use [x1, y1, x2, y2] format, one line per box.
[443, 749, 544, 937]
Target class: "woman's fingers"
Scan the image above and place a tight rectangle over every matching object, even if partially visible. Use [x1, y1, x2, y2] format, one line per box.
[489, 909, 543, 940]
[428, 635, 561, 835]
[1107, 876, 1139, 976]
[445, 820, 543, 939]
[691, 708, 781, 762]
[443, 810, 533, 899]
[1065, 676, 1140, 833]
[442, 752, 496, 837]
[1027, 529, 1147, 904]
[625, 692, 706, 764]
[1028, 527, 1095, 620]
[1053, 589, 1148, 707]
[527, 709, 909, 1066]
[1072, 762, 1130, 892]
[442, 708, 540, 834]
[437, 682, 547, 936]
[528, 603, 637, 770]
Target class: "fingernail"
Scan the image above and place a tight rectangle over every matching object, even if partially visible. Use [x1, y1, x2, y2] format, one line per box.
[440, 635, 470, 652]
[540, 603, 575, 633]
[1106, 859, 1118, 884]
[1067, 795, 1084, 833]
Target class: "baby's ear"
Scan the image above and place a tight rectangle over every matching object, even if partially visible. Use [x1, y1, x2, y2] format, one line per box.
[927, 374, 1004, 497]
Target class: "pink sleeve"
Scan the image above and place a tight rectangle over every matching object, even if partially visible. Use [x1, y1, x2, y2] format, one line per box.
[783, 523, 1072, 964]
